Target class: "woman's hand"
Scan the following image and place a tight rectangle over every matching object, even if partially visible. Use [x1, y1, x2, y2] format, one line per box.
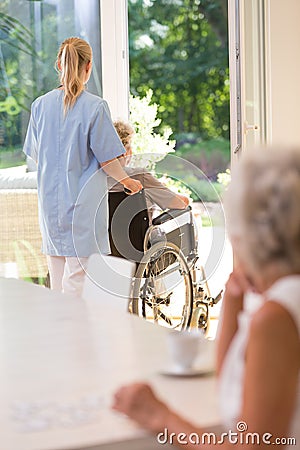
[224, 267, 252, 302]
[216, 267, 252, 375]
[112, 383, 170, 432]
[100, 158, 142, 194]
[122, 177, 143, 194]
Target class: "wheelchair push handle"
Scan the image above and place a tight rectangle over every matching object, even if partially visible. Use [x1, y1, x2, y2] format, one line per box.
[123, 187, 145, 196]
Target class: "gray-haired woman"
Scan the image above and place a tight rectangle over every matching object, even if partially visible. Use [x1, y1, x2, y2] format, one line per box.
[112, 146, 300, 449]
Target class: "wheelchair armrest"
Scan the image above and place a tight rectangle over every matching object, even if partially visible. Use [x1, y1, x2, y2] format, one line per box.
[152, 206, 192, 226]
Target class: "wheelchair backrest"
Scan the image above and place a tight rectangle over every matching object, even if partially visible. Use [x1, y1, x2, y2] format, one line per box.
[109, 191, 197, 263]
[150, 207, 197, 260]
[108, 190, 149, 262]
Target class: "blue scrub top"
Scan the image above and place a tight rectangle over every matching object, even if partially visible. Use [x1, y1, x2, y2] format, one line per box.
[23, 89, 124, 257]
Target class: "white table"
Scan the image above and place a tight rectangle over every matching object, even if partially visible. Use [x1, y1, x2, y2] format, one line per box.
[0, 278, 220, 450]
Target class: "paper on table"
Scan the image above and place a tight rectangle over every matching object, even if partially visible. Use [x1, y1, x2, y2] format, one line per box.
[11, 393, 107, 433]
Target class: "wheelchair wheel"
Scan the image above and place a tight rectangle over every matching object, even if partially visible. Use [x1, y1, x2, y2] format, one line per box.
[132, 242, 193, 330]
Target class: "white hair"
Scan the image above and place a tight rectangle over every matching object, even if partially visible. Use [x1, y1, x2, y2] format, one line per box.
[225, 147, 300, 274]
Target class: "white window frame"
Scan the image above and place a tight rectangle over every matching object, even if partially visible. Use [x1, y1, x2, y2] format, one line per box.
[228, 0, 270, 161]
[228, 0, 242, 162]
[228, 0, 300, 154]
[100, 0, 130, 120]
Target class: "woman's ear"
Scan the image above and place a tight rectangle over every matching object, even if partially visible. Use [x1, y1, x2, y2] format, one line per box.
[86, 61, 92, 73]
[57, 60, 62, 71]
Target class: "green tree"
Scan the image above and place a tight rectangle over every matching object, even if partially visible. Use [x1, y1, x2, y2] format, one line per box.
[0, 9, 38, 147]
[128, 0, 229, 140]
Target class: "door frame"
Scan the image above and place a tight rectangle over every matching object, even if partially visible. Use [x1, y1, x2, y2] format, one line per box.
[228, 0, 271, 162]
[100, 0, 130, 120]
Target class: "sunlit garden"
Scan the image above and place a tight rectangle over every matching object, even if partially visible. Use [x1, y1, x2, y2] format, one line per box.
[0, 0, 230, 202]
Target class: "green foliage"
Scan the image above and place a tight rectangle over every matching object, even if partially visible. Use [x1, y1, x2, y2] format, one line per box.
[201, 215, 213, 228]
[193, 178, 224, 202]
[176, 136, 230, 156]
[156, 154, 225, 202]
[160, 172, 224, 203]
[128, 0, 229, 140]
[0, 9, 40, 149]
[180, 175, 223, 202]
[156, 174, 193, 200]
[175, 137, 230, 180]
[0, 11, 37, 56]
[0, 148, 25, 168]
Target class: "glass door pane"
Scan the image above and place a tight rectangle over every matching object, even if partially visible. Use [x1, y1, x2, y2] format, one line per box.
[0, 0, 102, 166]
[0, 0, 102, 281]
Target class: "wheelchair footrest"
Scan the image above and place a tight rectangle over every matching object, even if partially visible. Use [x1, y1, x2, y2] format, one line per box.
[212, 290, 223, 305]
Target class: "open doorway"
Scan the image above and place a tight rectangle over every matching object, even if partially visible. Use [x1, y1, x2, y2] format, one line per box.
[128, 0, 230, 188]
[127, 0, 232, 333]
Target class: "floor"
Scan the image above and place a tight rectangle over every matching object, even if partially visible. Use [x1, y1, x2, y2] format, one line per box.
[193, 201, 233, 339]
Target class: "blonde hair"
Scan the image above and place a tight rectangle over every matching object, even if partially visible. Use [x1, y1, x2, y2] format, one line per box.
[114, 120, 134, 148]
[225, 147, 300, 274]
[57, 37, 92, 113]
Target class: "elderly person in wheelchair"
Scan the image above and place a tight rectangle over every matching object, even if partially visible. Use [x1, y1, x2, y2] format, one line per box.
[109, 120, 190, 220]
[107, 121, 221, 332]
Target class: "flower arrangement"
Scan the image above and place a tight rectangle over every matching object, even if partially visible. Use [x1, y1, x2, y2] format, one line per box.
[129, 89, 175, 170]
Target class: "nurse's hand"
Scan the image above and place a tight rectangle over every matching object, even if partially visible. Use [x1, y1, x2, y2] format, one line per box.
[122, 177, 143, 194]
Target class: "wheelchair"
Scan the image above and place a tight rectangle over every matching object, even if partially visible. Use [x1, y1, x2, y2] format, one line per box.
[108, 189, 222, 332]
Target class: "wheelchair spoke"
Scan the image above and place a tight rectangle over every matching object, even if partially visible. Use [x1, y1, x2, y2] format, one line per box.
[144, 299, 172, 326]
[132, 242, 193, 330]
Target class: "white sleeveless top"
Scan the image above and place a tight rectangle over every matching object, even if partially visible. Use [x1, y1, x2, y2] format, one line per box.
[218, 276, 300, 448]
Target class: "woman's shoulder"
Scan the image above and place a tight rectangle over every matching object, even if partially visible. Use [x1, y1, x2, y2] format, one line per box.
[81, 91, 107, 108]
[265, 275, 300, 334]
[31, 89, 61, 110]
[245, 289, 300, 441]
[31, 90, 53, 105]
[251, 279, 300, 342]
[249, 299, 299, 375]
[252, 300, 293, 329]
[76, 92, 112, 119]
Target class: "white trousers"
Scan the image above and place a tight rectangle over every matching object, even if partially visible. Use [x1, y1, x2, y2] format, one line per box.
[46, 256, 88, 297]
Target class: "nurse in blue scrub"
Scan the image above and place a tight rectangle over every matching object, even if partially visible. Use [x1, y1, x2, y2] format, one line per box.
[23, 37, 142, 297]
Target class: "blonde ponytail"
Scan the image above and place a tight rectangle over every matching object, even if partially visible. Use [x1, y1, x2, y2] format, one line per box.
[57, 37, 92, 114]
